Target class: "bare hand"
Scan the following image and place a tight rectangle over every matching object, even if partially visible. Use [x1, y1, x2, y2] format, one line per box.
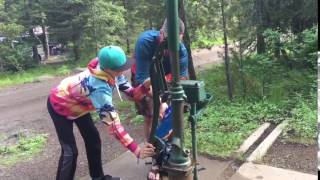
[159, 103, 168, 119]
[139, 142, 156, 159]
[143, 78, 151, 89]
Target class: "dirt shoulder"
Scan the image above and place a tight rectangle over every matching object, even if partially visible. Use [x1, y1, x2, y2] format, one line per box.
[262, 138, 317, 175]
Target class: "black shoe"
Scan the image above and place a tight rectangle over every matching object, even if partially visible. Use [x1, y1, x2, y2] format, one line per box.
[103, 175, 122, 180]
[92, 175, 121, 180]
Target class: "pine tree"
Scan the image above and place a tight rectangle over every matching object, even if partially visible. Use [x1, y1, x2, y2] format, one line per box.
[43, 0, 90, 61]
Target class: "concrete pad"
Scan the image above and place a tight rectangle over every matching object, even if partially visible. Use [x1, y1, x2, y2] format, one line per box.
[236, 123, 270, 155]
[247, 121, 287, 162]
[230, 163, 317, 180]
[196, 156, 231, 180]
[79, 151, 149, 180]
[80, 151, 231, 180]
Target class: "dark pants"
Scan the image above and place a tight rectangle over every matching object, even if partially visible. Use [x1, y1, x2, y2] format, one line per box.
[47, 98, 104, 180]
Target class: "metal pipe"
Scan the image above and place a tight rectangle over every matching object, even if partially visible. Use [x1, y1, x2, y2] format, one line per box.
[190, 103, 198, 180]
[167, 0, 184, 152]
[165, 0, 193, 179]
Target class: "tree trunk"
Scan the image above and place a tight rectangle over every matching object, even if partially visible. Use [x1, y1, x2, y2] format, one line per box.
[91, 0, 98, 53]
[178, 0, 196, 80]
[149, 18, 153, 30]
[0, 59, 4, 72]
[256, 0, 266, 54]
[41, 20, 49, 60]
[257, 31, 266, 54]
[291, 0, 304, 34]
[123, 0, 130, 54]
[239, 38, 246, 100]
[73, 43, 80, 61]
[29, 28, 40, 63]
[274, 0, 281, 59]
[4, 0, 11, 12]
[72, 33, 80, 61]
[220, 0, 233, 101]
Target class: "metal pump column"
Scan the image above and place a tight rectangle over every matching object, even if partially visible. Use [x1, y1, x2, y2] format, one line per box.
[163, 1, 193, 179]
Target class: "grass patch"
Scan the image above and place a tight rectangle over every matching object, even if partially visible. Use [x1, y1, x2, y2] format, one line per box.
[0, 64, 75, 88]
[184, 62, 316, 158]
[115, 100, 136, 121]
[185, 101, 259, 158]
[191, 30, 224, 49]
[191, 37, 224, 50]
[0, 134, 48, 166]
[92, 100, 138, 124]
[115, 100, 134, 110]
[282, 97, 317, 145]
[91, 112, 100, 123]
[131, 115, 144, 125]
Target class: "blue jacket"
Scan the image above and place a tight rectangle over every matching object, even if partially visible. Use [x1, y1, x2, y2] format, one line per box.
[134, 30, 188, 84]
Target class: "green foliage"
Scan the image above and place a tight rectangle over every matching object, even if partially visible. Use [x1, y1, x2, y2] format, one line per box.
[186, 64, 295, 157]
[56, 65, 73, 75]
[131, 115, 144, 125]
[243, 101, 287, 124]
[227, 0, 255, 41]
[43, 0, 90, 40]
[185, 0, 223, 50]
[290, 26, 318, 70]
[0, 43, 35, 71]
[190, 37, 317, 157]
[262, 26, 318, 70]
[230, 26, 317, 101]
[114, 100, 136, 121]
[184, 99, 291, 157]
[0, 0, 41, 72]
[91, 99, 142, 125]
[0, 0, 317, 73]
[283, 95, 317, 145]
[91, 112, 100, 123]
[185, 101, 259, 158]
[0, 23, 24, 38]
[243, 54, 278, 98]
[41, 0, 91, 61]
[115, 100, 133, 110]
[0, 64, 73, 88]
[0, 134, 48, 166]
[81, 0, 126, 59]
[135, 0, 165, 30]
[191, 28, 223, 49]
[198, 65, 227, 100]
